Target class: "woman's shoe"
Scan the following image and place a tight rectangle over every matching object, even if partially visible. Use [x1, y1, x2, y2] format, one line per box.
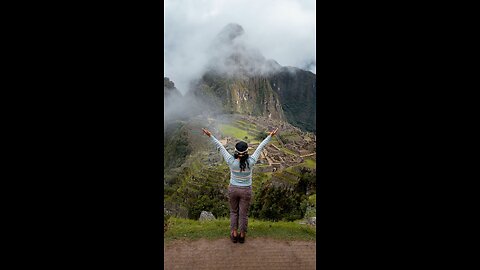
[231, 232, 238, 243]
[239, 234, 245, 243]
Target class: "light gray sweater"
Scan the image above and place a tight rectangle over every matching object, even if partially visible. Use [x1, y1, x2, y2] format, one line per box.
[210, 135, 272, 187]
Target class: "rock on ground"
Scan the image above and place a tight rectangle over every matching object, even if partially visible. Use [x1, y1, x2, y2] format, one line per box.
[307, 217, 316, 226]
[199, 211, 216, 221]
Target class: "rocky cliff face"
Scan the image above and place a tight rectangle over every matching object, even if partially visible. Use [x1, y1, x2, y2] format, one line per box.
[190, 73, 285, 121]
[268, 67, 316, 132]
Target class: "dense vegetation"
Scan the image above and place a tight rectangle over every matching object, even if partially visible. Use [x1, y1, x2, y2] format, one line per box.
[164, 122, 192, 174]
[164, 152, 316, 222]
[250, 167, 316, 221]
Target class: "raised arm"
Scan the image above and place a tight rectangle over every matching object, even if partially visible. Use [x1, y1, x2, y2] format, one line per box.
[251, 128, 278, 163]
[251, 135, 271, 163]
[202, 128, 234, 164]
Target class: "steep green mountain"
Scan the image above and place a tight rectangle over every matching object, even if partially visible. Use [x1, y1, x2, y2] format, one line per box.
[190, 73, 285, 121]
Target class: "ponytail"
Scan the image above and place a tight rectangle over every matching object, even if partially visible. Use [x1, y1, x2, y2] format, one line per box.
[234, 141, 250, 172]
[234, 152, 250, 172]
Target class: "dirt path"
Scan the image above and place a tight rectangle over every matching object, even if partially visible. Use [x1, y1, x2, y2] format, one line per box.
[164, 237, 316, 269]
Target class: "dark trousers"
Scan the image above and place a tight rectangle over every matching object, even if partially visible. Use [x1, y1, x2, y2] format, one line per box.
[228, 185, 252, 233]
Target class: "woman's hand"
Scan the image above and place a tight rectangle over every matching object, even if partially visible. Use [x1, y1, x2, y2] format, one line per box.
[269, 127, 279, 136]
[202, 128, 211, 137]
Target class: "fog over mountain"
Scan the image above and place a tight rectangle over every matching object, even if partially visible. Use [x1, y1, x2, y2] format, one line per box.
[164, 77, 211, 130]
[164, 0, 316, 95]
[165, 21, 316, 132]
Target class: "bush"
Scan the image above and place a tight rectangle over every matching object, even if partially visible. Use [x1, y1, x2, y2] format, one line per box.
[308, 194, 316, 207]
[304, 206, 316, 218]
[295, 169, 316, 195]
[250, 183, 307, 222]
[187, 194, 229, 220]
[164, 127, 192, 172]
[171, 164, 230, 220]
[254, 131, 268, 141]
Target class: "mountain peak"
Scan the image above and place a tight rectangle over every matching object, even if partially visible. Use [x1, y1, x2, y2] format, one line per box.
[207, 23, 280, 77]
[214, 23, 245, 44]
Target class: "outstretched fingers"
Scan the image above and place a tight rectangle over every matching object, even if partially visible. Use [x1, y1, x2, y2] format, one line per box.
[202, 128, 211, 137]
[270, 127, 279, 136]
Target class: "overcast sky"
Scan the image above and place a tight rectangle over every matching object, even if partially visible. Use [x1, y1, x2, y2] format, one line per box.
[164, 0, 316, 94]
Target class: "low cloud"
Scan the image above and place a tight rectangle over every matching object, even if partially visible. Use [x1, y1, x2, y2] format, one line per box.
[164, 0, 316, 94]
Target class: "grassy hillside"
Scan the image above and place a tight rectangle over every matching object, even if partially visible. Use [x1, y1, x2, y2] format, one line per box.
[218, 124, 250, 141]
[218, 120, 263, 143]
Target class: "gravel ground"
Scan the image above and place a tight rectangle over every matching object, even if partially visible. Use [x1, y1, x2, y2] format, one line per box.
[164, 237, 316, 269]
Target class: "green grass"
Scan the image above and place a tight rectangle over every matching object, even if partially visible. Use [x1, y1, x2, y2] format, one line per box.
[280, 147, 297, 156]
[308, 194, 316, 207]
[271, 138, 297, 157]
[252, 172, 272, 191]
[234, 120, 257, 130]
[272, 170, 299, 185]
[284, 166, 302, 177]
[279, 133, 303, 143]
[290, 158, 316, 170]
[218, 123, 261, 143]
[283, 159, 316, 175]
[248, 138, 261, 144]
[164, 217, 316, 244]
[219, 124, 249, 140]
[303, 159, 316, 169]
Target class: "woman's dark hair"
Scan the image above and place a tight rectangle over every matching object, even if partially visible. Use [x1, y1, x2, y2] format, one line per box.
[234, 141, 250, 172]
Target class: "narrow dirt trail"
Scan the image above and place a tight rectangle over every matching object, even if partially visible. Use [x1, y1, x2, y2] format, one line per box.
[164, 237, 316, 269]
